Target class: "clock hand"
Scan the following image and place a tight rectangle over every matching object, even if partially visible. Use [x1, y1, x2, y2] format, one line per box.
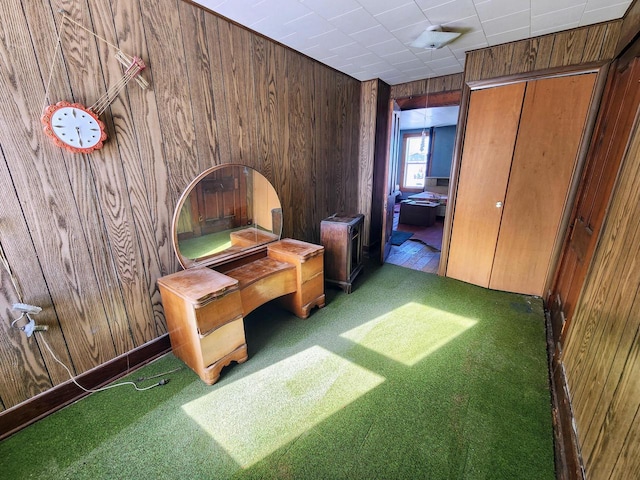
[75, 126, 83, 147]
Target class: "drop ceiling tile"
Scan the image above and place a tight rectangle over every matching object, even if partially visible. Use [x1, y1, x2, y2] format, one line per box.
[432, 64, 463, 75]
[448, 29, 487, 49]
[531, 4, 584, 33]
[383, 72, 413, 84]
[249, 18, 297, 40]
[396, 58, 429, 72]
[329, 7, 379, 34]
[304, 0, 362, 20]
[304, 45, 339, 60]
[347, 52, 379, 65]
[442, 14, 483, 33]
[350, 25, 396, 46]
[486, 25, 531, 46]
[481, 9, 530, 37]
[423, 0, 477, 24]
[427, 55, 463, 69]
[368, 38, 410, 56]
[285, 12, 336, 38]
[357, 0, 414, 17]
[248, 0, 313, 25]
[414, 47, 459, 60]
[584, 0, 630, 9]
[282, 31, 324, 51]
[381, 49, 422, 64]
[474, 0, 530, 22]
[211, 0, 273, 26]
[531, 21, 580, 36]
[531, 0, 586, 17]
[391, 19, 434, 44]
[580, 3, 630, 24]
[309, 29, 356, 50]
[374, 2, 429, 32]
[330, 41, 371, 58]
[414, 0, 457, 10]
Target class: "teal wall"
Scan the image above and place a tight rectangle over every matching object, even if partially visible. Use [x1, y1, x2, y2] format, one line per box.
[398, 125, 456, 180]
[430, 125, 456, 177]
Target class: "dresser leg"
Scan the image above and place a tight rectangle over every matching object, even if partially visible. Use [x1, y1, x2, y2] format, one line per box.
[199, 344, 248, 385]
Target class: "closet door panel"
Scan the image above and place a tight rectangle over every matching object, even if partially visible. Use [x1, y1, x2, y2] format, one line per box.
[446, 83, 525, 286]
[489, 73, 597, 295]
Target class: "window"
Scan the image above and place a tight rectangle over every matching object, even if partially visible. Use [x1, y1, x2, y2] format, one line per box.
[400, 131, 430, 191]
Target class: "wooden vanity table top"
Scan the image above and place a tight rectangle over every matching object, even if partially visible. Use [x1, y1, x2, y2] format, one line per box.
[268, 238, 324, 261]
[157, 266, 238, 305]
[225, 257, 295, 289]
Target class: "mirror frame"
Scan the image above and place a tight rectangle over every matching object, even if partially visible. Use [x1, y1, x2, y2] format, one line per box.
[171, 164, 282, 269]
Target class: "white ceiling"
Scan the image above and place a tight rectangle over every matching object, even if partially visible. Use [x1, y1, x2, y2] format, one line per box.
[193, 0, 632, 85]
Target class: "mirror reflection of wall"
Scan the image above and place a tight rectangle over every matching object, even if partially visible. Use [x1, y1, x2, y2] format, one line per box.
[172, 165, 282, 268]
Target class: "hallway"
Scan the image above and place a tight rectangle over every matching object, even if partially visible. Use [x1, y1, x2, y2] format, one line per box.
[386, 203, 443, 274]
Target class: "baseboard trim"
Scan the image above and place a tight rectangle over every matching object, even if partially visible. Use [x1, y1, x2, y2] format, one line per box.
[0, 334, 171, 441]
[545, 311, 584, 480]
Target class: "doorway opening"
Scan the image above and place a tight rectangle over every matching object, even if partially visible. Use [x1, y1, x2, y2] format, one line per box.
[385, 98, 459, 274]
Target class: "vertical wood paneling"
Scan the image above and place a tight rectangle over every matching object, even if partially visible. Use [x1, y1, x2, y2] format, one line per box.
[358, 79, 378, 247]
[563, 115, 640, 479]
[180, 3, 221, 169]
[548, 28, 588, 68]
[389, 73, 463, 99]
[109, 0, 175, 334]
[140, 0, 198, 193]
[218, 22, 258, 167]
[81, 0, 157, 350]
[464, 20, 622, 83]
[0, 0, 360, 413]
[0, 0, 119, 380]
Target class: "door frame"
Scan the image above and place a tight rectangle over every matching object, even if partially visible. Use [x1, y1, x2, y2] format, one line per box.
[382, 90, 461, 269]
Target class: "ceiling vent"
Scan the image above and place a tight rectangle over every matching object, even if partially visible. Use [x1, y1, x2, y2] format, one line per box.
[410, 25, 462, 49]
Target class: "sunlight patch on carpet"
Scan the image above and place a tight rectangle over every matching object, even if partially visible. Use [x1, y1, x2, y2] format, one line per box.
[340, 302, 477, 366]
[181, 346, 384, 467]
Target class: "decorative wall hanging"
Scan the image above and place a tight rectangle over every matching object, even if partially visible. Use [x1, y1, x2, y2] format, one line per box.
[40, 10, 149, 154]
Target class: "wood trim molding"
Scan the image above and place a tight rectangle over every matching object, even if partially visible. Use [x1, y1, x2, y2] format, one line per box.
[0, 334, 171, 441]
[395, 91, 461, 110]
[547, 313, 585, 480]
[465, 62, 606, 91]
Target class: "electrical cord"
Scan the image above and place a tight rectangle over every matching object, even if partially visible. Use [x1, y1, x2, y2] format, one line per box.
[36, 331, 170, 392]
[136, 367, 182, 382]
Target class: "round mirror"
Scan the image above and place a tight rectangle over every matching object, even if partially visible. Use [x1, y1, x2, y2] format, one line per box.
[172, 164, 282, 269]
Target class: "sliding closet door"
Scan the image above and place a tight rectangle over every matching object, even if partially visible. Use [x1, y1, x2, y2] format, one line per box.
[489, 73, 597, 295]
[446, 83, 525, 287]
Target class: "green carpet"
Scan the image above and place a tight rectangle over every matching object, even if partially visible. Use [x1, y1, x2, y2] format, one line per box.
[0, 263, 554, 479]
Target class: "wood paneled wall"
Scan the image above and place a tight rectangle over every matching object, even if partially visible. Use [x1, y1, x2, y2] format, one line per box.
[390, 73, 463, 100]
[0, 0, 360, 411]
[358, 78, 390, 251]
[464, 21, 622, 83]
[562, 108, 640, 479]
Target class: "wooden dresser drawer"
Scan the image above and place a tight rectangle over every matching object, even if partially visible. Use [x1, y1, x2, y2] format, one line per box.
[195, 290, 243, 335]
[200, 318, 246, 368]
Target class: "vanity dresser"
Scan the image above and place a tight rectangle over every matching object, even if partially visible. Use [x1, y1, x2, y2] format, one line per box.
[157, 165, 325, 385]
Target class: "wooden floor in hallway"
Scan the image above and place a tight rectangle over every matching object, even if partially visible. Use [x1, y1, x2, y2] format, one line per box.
[385, 203, 443, 274]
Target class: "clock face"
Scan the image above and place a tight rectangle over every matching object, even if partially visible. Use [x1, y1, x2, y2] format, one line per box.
[41, 102, 107, 153]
